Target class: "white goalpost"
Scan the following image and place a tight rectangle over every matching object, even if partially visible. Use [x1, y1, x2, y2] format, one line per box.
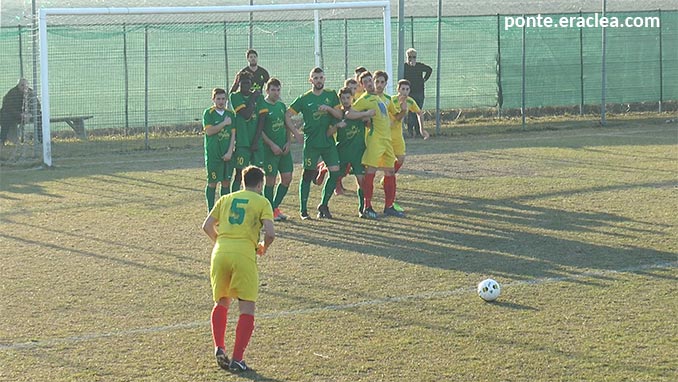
[38, 1, 393, 167]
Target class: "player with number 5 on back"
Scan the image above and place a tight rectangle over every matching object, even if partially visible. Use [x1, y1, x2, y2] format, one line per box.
[202, 165, 275, 373]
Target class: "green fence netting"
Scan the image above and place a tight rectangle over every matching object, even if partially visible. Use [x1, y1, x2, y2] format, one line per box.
[0, 10, 675, 135]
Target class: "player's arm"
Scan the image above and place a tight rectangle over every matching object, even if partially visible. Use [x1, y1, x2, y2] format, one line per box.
[285, 108, 304, 144]
[257, 219, 276, 255]
[318, 104, 343, 119]
[223, 128, 236, 161]
[237, 91, 261, 120]
[423, 63, 433, 82]
[202, 215, 218, 244]
[250, 101, 265, 152]
[345, 108, 374, 120]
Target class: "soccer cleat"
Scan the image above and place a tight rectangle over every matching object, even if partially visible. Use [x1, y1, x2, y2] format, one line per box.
[360, 207, 378, 219]
[215, 348, 230, 371]
[383, 206, 405, 217]
[273, 208, 288, 222]
[229, 359, 249, 372]
[314, 162, 328, 186]
[317, 204, 333, 219]
[392, 202, 404, 212]
[300, 211, 311, 220]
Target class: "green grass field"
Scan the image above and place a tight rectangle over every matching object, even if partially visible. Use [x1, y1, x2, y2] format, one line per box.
[1, 120, 677, 381]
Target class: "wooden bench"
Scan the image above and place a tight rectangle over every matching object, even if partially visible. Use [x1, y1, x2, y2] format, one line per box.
[50, 115, 93, 140]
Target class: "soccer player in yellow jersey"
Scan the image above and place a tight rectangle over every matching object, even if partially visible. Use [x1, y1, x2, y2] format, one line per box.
[347, 71, 405, 219]
[202, 166, 275, 373]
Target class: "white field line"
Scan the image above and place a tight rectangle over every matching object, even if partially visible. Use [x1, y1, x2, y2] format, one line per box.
[1, 260, 676, 351]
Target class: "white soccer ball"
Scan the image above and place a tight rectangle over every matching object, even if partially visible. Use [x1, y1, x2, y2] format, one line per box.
[477, 278, 501, 302]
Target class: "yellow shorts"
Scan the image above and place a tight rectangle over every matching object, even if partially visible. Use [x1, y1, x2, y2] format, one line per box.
[210, 240, 259, 302]
[362, 136, 395, 169]
[391, 128, 406, 157]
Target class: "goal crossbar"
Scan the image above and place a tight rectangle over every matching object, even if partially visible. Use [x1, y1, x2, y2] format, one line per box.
[38, 1, 393, 166]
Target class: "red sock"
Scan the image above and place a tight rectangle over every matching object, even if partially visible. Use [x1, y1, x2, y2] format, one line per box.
[384, 175, 396, 208]
[335, 175, 344, 190]
[394, 160, 403, 173]
[363, 173, 375, 209]
[211, 304, 228, 349]
[344, 164, 352, 176]
[232, 314, 255, 361]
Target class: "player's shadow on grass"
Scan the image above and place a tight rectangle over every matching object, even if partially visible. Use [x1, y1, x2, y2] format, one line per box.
[230, 370, 285, 382]
[485, 300, 537, 311]
[282, 182, 676, 282]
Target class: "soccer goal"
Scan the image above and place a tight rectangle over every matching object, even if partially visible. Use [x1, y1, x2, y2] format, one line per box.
[34, 1, 392, 167]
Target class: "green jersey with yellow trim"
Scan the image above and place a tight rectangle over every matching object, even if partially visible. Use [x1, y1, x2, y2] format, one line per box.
[289, 89, 340, 148]
[230, 91, 263, 148]
[258, 99, 288, 147]
[203, 106, 235, 159]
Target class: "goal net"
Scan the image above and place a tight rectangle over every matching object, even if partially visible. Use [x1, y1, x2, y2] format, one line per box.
[11, 1, 392, 167]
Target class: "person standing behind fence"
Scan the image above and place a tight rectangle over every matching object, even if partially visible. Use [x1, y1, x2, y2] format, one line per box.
[230, 49, 270, 93]
[203, 88, 236, 212]
[0, 78, 42, 145]
[403, 48, 432, 138]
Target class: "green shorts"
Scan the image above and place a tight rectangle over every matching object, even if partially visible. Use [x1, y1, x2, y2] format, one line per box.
[338, 144, 366, 176]
[264, 149, 294, 176]
[303, 145, 340, 170]
[206, 155, 234, 183]
[233, 146, 252, 169]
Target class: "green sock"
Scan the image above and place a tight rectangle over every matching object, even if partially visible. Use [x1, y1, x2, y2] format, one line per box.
[205, 186, 216, 212]
[299, 180, 311, 213]
[264, 185, 274, 206]
[358, 188, 365, 212]
[321, 170, 339, 206]
[231, 173, 241, 194]
[272, 184, 289, 209]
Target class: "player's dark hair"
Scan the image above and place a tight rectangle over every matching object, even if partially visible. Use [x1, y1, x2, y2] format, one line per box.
[310, 67, 324, 77]
[358, 71, 372, 83]
[266, 77, 281, 90]
[344, 78, 358, 87]
[374, 70, 388, 82]
[339, 87, 353, 97]
[397, 79, 411, 89]
[212, 88, 226, 98]
[354, 66, 367, 75]
[243, 165, 265, 187]
[238, 71, 254, 82]
[246, 49, 258, 57]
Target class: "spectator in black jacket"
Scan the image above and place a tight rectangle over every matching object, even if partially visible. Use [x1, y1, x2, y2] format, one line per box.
[403, 48, 432, 138]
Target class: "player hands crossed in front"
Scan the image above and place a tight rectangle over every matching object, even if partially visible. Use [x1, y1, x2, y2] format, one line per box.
[203, 88, 236, 212]
[257, 78, 296, 221]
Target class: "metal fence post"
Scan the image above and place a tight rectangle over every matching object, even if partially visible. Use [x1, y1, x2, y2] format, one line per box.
[658, 9, 663, 113]
[123, 24, 130, 134]
[521, 15, 526, 129]
[579, 11, 585, 115]
[496, 14, 503, 117]
[435, 0, 442, 135]
[601, 0, 607, 126]
[144, 24, 149, 149]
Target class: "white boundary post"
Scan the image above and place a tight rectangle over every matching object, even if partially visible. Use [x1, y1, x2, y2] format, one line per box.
[37, 1, 391, 167]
